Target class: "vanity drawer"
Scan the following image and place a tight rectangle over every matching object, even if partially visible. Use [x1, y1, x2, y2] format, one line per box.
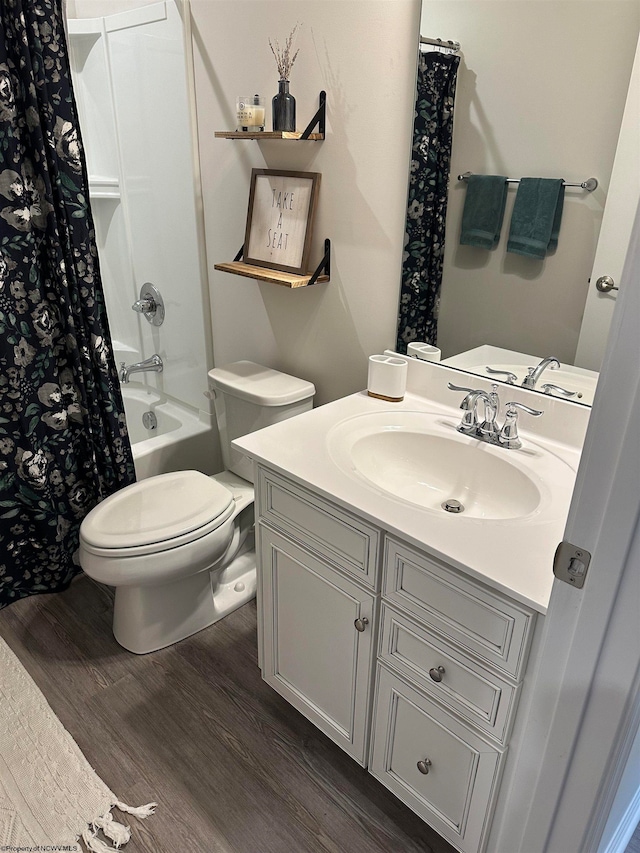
[383, 538, 535, 679]
[379, 605, 519, 744]
[257, 467, 380, 589]
[370, 665, 503, 853]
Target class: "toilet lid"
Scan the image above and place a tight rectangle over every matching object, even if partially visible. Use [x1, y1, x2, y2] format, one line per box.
[81, 470, 234, 550]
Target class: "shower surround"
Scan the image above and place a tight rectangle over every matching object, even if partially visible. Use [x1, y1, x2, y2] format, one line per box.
[67, 0, 214, 445]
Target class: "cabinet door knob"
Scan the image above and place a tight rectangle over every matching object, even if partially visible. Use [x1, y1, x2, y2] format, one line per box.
[429, 665, 445, 682]
[354, 617, 369, 632]
[417, 758, 432, 775]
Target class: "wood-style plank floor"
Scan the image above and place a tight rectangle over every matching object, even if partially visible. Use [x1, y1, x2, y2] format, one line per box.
[0, 576, 456, 853]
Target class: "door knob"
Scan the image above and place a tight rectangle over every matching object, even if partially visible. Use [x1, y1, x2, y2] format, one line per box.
[595, 275, 618, 293]
[354, 617, 369, 632]
[417, 758, 432, 775]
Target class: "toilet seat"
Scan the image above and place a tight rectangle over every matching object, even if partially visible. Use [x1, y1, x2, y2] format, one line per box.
[80, 470, 235, 557]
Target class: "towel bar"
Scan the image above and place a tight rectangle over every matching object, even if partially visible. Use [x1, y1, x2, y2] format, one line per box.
[458, 171, 598, 192]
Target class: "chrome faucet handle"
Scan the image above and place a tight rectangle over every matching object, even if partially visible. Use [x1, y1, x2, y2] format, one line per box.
[485, 366, 518, 384]
[505, 401, 544, 417]
[131, 283, 165, 326]
[447, 382, 477, 394]
[132, 296, 156, 313]
[499, 401, 544, 449]
[541, 382, 578, 399]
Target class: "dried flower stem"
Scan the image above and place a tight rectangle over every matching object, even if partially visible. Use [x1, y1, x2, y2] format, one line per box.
[269, 24, 300, 81]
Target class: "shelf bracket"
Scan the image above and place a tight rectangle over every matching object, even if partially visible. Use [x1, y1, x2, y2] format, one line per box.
[307, 238, 331, 286]
[300, 91, 326, 140]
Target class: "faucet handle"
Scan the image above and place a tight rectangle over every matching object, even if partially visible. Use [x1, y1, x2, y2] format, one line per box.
[485, 366, 518, 384]
[541, 382, 578, 399]
[499, 401, 543, 449]
[447, 382, 477, 394]
[505, 401, 544, 417]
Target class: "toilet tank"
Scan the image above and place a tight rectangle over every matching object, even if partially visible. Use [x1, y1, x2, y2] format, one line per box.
[208, 361, 315, 483]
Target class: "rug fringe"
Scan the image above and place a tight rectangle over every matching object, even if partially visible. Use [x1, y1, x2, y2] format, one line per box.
[92, 811, 131, 847]
[82, 829, 118, 853]
[80, 800, 157, 851]
[113, 799, 157, 818]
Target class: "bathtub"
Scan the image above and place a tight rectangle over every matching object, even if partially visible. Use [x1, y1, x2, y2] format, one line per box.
[121, 384, 219, 480]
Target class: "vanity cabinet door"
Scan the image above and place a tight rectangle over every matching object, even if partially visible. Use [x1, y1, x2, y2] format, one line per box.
[259, 524, 377, 766]
[370, 666, 504, 853]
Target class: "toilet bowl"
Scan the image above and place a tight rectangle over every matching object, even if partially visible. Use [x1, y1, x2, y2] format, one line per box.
[79, 362, 315, 654]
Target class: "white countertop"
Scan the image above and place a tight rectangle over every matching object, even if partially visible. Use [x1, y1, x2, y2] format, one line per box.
[235, 361, 588, 615]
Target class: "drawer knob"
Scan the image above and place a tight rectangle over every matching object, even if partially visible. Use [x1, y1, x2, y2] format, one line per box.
[417, 758, 432, 775]
[429, 666, 446, 682]
[354, 617, 369, 632]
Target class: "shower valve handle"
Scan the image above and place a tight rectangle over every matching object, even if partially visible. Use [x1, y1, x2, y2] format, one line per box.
[131, 283, 164, 327]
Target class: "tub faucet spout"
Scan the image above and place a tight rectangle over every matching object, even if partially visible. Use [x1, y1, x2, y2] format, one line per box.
[119, 354, 163, 384]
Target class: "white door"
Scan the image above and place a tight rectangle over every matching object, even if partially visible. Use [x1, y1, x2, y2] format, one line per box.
[575, 34, 640, 371]
[488, 202, 640, 852]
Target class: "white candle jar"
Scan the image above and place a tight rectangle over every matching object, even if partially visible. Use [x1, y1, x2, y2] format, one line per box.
[236, 95, 265, 132]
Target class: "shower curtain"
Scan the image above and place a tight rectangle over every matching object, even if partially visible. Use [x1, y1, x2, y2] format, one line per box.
[0, 0, 135, 608]
[396, 49, 460, 352]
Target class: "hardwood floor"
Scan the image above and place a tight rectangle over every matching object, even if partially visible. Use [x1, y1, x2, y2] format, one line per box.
[0, 576, 456, 853]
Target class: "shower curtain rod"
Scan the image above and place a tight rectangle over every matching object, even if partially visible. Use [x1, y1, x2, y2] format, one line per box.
[458, 171, 598, 192]
[420, 35, 461, 52]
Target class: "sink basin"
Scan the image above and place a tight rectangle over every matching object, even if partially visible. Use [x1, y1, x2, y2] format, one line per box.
[327, 411, 558, 520]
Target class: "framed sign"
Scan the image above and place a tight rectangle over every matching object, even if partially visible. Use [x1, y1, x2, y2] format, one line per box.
[244, 169, 321, 275]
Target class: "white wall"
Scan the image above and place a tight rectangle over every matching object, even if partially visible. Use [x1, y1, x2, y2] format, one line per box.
[190, 0, 421, 404]
[428, 1, 640, 365]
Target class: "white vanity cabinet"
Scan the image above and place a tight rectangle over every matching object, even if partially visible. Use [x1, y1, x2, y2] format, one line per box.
[369, 538, 537, 853]
[254, 465, 538, 853]
[256, 468, 381, 765]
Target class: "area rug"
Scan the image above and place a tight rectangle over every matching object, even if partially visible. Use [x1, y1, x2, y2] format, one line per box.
[0, 636, 156, 851]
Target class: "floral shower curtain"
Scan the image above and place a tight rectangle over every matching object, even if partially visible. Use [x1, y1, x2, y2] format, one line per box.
[0, 0, 135, 608]
[396, 49, 460, 352]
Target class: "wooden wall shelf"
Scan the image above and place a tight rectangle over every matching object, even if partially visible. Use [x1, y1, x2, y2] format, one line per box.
[215, 91, 326, 142]
[215, 238, 331, 288]
[214, 261, 328, 288]
[215, 131, 323, 141]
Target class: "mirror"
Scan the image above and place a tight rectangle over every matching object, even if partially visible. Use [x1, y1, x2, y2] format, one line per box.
[401, 1, 640, 406]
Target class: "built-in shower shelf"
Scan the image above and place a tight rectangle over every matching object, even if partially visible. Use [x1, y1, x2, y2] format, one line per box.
[88, 176, 120, 199]
[214, 261, 329, 288]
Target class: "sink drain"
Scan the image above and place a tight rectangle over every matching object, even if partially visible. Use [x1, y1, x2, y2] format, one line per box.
[442, 499, 464, 514]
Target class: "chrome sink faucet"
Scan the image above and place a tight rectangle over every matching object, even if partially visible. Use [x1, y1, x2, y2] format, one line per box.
[522, 356, 560, 389]
[448, 382, 543, 449]
[119, 353, 163, 384]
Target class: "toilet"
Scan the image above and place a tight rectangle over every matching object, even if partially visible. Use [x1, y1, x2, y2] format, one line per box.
[79, 361, 315, 654]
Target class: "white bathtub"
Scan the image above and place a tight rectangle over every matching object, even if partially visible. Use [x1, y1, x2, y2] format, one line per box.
[121, 384, 219, 480]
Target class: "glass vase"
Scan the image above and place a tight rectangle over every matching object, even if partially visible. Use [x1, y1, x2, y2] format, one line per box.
[272, 79, 296, 133]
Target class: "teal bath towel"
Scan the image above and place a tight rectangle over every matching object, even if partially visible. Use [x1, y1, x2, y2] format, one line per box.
[459, 174, 508, 249]
[507, 178, 565, 259]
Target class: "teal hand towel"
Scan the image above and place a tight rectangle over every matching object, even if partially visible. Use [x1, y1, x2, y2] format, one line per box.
[507, 178, 565, 259]
[459, 175, 508, 249]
